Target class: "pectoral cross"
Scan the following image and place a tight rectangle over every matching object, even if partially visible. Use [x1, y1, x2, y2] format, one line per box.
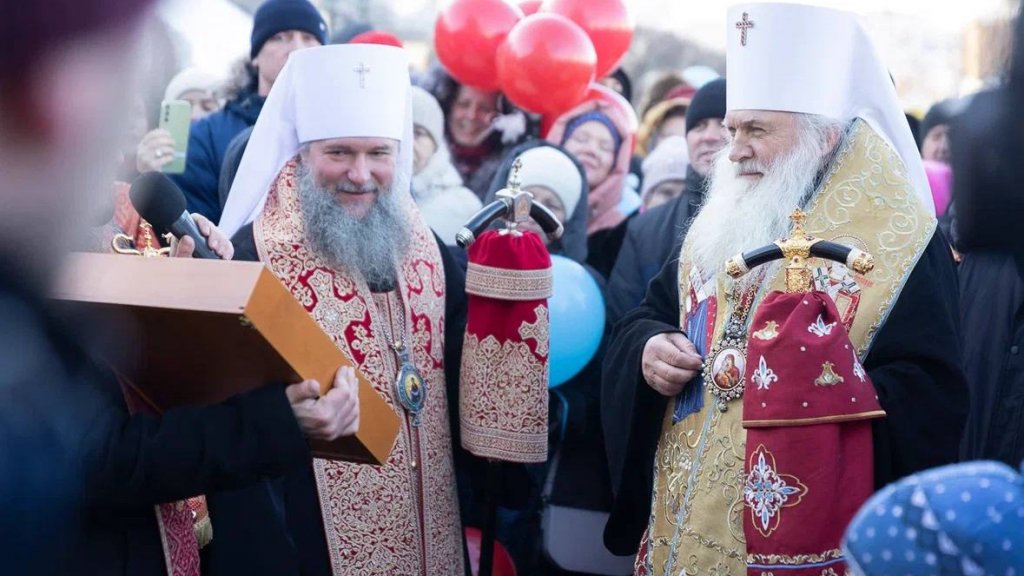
[736, 12, 755, 47]
[354, 62, 371, 89]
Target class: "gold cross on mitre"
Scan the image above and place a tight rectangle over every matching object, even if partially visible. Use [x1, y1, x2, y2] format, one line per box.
[736, 12, 755, 46]
[354, 62, 371, 89]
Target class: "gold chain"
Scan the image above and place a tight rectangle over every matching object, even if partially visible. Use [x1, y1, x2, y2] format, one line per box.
[376, 293, 408, 354]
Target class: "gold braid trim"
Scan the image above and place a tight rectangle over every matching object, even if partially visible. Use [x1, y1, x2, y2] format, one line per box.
[747, 547, 844, 565]
[466, 262, 553, 301]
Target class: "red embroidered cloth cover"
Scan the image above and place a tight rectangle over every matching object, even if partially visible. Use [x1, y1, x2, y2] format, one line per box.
[461, 230, 552, 463]
[741, 290, 885, 575]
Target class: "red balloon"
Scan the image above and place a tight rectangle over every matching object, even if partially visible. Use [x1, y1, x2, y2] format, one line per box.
[435, 0, 524, 90]
[348, 31, 404, 48]
[497, 13, 596, 115]
[540, 0, 633, 79]
[518, 0, 543, 15]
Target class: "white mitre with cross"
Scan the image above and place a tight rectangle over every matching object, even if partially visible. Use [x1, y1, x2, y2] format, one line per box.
[726, 3, 933, 212]
[219, 44, 412, 238]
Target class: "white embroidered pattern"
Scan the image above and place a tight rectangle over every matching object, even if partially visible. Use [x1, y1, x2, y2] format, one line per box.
[852, 349, 866, 382]
[744, 445, 808, 537]
[807, 314, 837, 337]
[751, 355, 778, 391]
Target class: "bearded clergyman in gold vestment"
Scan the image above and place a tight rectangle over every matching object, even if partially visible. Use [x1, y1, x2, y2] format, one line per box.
[601, 4, 968, 575]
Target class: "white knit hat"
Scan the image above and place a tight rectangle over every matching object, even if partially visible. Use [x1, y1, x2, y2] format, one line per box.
[640, 135, 689, 202]
[516, 146, 583, 217]
[411, 86, 445, 148]
[163, 67, 223, 102]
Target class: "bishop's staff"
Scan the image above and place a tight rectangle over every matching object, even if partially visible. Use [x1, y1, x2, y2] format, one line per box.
[457, 159, 562, 576]
[725, 209, 884, 575]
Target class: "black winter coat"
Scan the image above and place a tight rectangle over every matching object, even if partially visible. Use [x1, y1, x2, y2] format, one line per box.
[605, 167, 708, 325]
[959, 251, 1024, 466]
[0, 264, 310, 576]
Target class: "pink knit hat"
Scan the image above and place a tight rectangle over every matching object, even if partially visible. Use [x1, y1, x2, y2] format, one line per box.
[923, 160, 952, 216]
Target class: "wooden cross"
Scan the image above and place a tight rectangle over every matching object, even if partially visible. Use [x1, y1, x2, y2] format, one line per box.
[736, 12, 755, 47]
[354, 62, 371, 89]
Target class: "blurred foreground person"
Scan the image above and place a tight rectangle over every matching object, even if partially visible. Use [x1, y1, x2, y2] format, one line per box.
[0, 2, 358, 574]
[844, 460, 1024, 575]
[951, 0, 1024, 258]
[954, 1, 1024, 469]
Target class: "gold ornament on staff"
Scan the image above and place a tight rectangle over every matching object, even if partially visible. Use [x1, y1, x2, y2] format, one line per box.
[774, 209, 875, 292]
[776, 209, 817, 293]
[725, 208, 875, 292]
[496, 158, 533, 234]
[111, 224, 173, 258]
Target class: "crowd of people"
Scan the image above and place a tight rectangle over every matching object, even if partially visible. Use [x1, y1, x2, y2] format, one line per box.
[2, 0, 1023, 575]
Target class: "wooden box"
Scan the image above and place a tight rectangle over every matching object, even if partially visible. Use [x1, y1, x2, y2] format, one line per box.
[51, 252, 400, 465]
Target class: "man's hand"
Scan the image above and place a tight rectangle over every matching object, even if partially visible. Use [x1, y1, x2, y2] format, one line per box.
[136, 128, 177, 173]
[285, 367, 360, 441]
[171, 214, 234, 260]
[641, 332, 703, 397]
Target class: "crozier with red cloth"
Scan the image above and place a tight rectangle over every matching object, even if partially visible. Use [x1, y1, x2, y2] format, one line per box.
[460, 229, 552, 463]
[741, 289, 885, 575]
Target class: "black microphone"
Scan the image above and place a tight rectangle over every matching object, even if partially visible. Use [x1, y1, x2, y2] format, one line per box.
[128, 172, 218, 259]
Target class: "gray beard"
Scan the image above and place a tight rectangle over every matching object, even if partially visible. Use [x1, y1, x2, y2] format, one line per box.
[297, 163, 412, 289]
[687, 134, 827, 286]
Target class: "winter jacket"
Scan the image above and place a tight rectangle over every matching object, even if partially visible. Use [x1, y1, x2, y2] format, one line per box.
[959, 251, 1024, 466]
[172, 90, 264, 223]
[605, 166, 707, 324]
[412, 143, 481, 246]
[0, 262, 310, 575]
[218, 126, 253, 212]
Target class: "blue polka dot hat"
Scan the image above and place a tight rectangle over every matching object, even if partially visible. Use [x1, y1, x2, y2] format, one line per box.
[843, 460, 1024, 576]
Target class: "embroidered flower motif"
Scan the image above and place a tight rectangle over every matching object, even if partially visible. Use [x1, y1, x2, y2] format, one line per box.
[814, 361, 845, 387]
[807, 313, 837, 337]
[744, 445, 809, 537]
[752, 320, 780, 341]
[852, 348, 866, 382]
[752, 355, 778, 391]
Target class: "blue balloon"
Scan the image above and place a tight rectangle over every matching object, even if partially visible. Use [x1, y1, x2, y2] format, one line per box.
[548, 255, 605, 388]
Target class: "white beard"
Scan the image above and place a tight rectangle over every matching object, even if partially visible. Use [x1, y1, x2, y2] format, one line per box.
[686, 133, 829, 284]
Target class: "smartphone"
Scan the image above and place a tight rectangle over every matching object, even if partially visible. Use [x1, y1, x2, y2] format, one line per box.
[158, 100, 191, 174]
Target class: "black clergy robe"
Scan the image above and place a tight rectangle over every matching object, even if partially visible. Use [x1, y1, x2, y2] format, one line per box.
[599, 232, 969, 555]
[202, 224, 471, 576]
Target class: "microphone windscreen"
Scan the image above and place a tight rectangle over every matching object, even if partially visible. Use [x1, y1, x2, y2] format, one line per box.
[128, 172, 188, 234]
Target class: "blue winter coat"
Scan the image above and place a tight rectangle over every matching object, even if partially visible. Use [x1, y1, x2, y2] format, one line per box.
[172, 91, 264, 223]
